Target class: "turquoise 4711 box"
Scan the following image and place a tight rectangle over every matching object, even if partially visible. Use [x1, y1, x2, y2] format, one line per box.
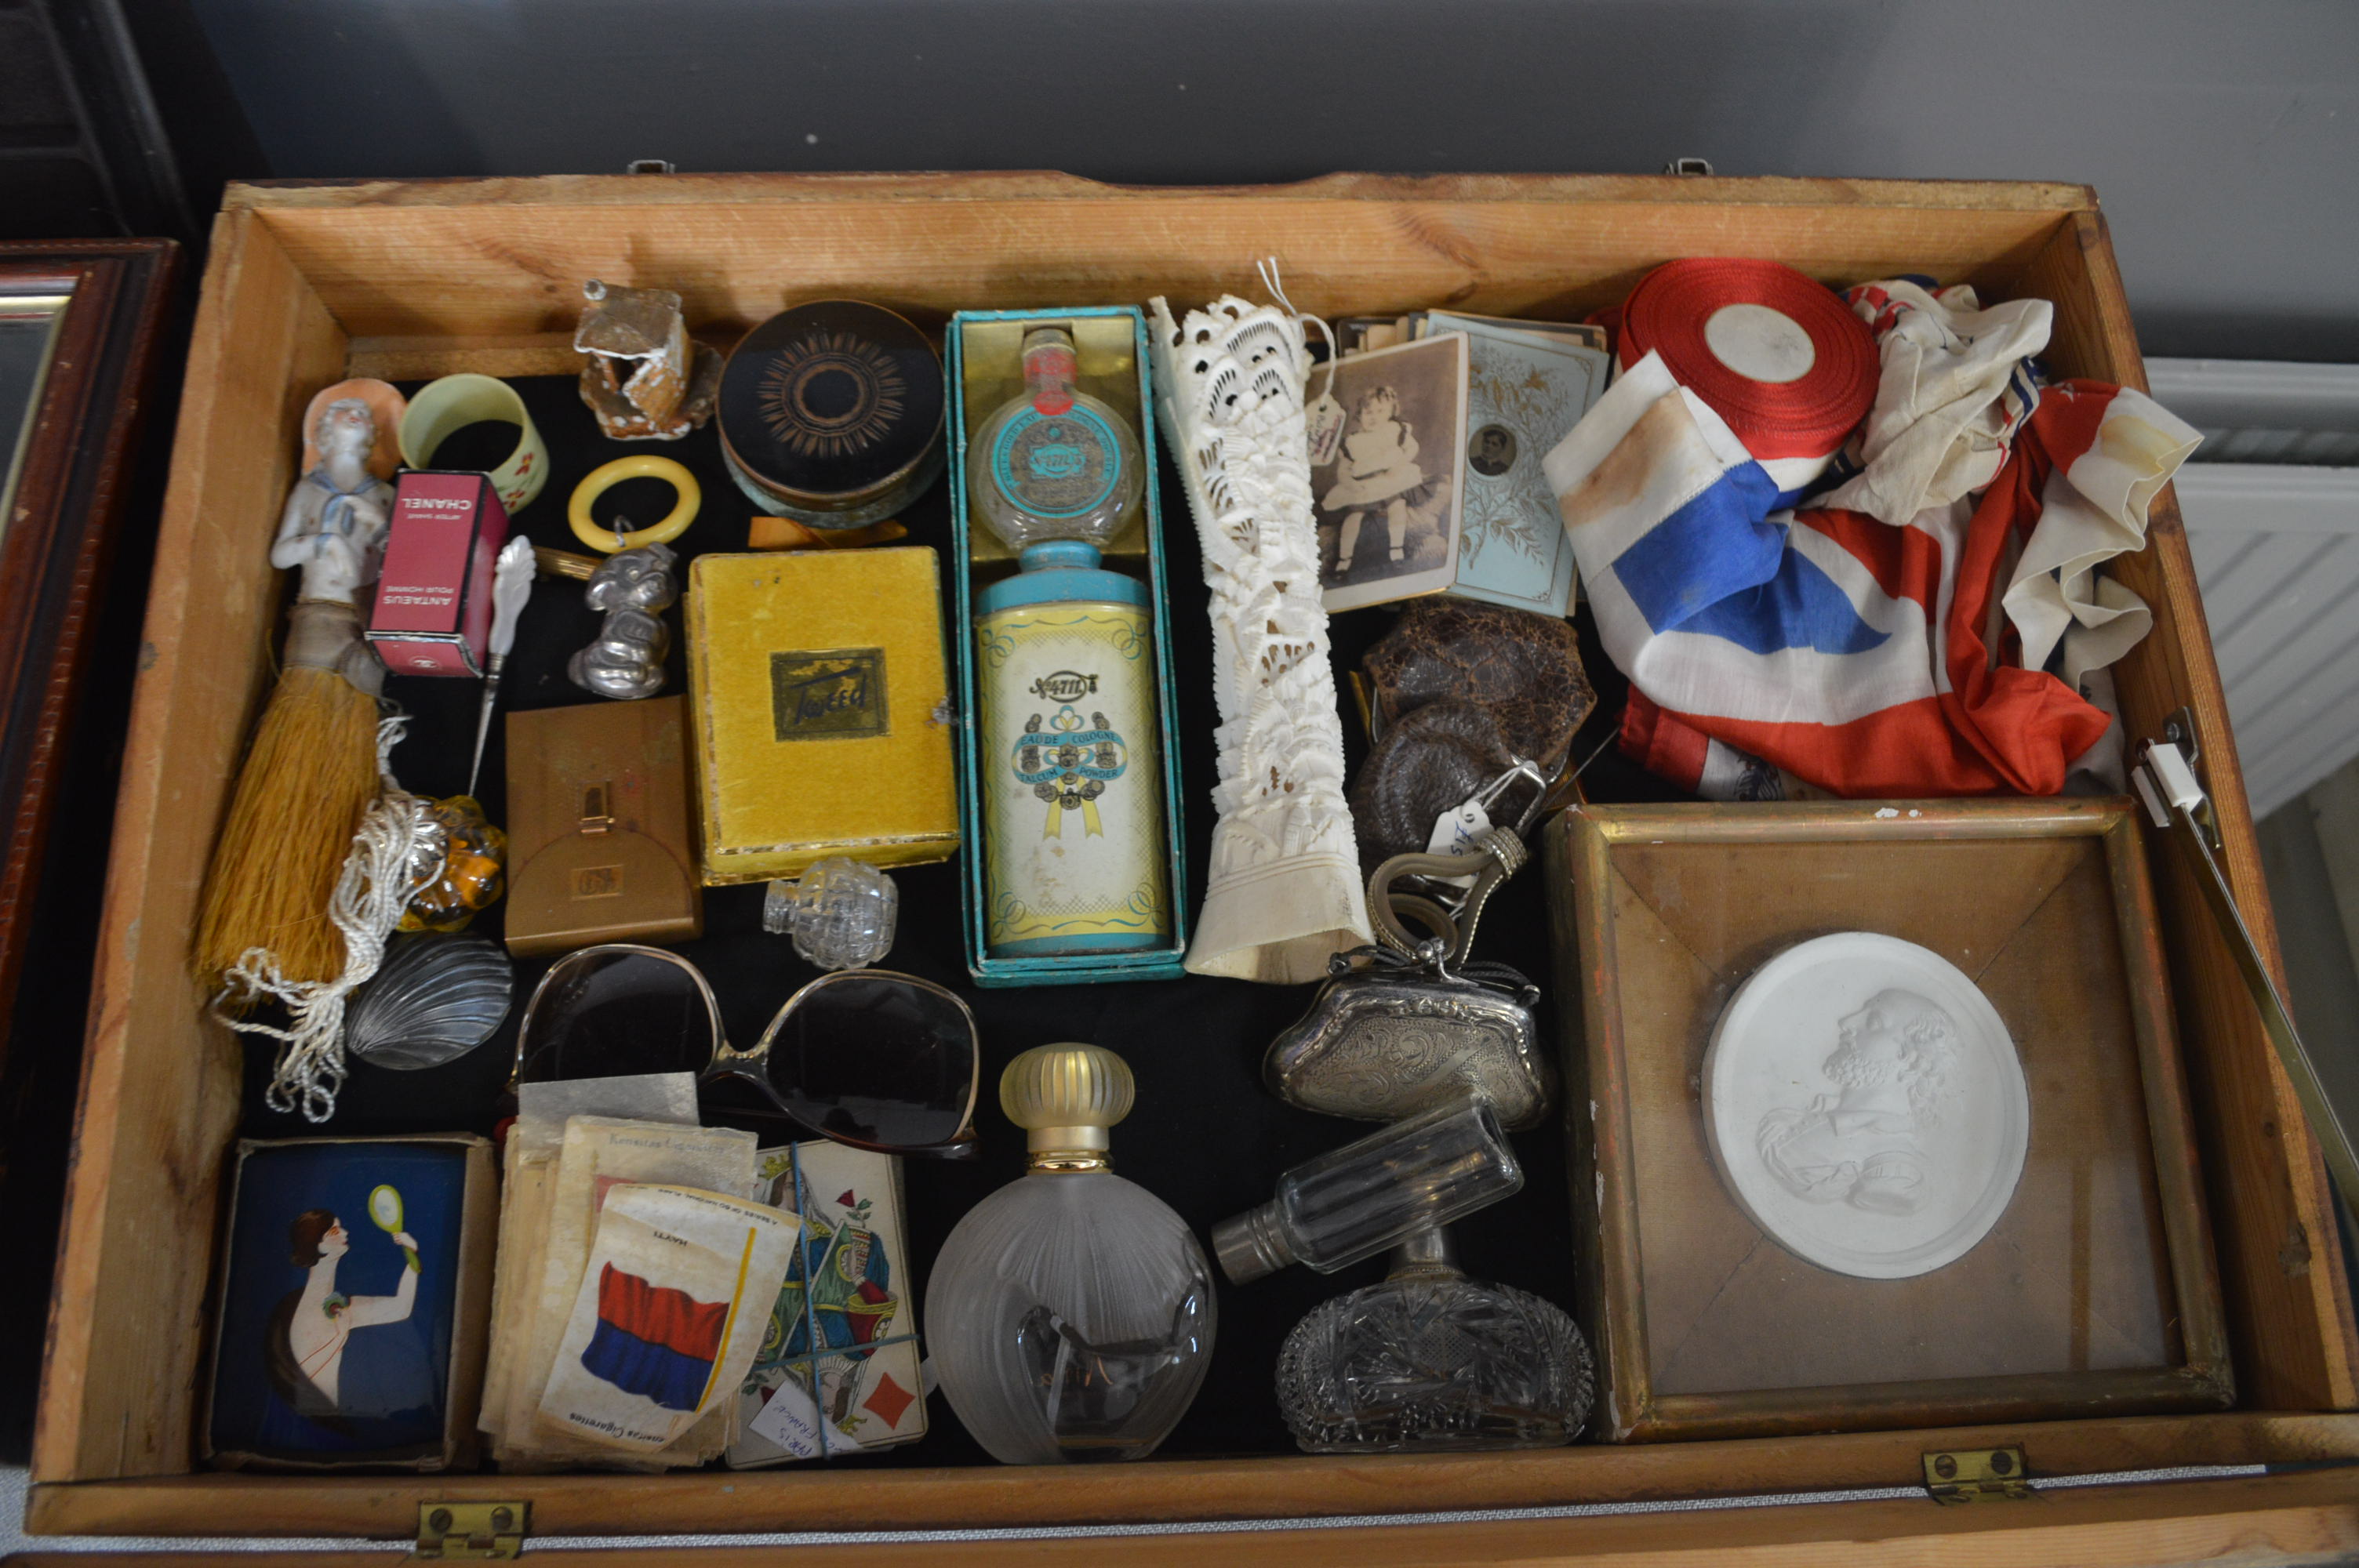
[946, 306, 1190, 987]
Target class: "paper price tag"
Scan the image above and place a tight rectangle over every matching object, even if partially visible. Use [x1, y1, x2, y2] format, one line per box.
[746, 1377, 825, 1459]
[1424, 800, 1491, 888]
[1306, 389, 1346, 468]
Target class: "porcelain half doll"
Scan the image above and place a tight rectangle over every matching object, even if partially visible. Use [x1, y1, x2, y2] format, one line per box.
[274, 397, 395, 611]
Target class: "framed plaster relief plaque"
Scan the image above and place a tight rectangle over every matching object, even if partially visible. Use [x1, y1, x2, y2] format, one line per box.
[1703, 932, 2031, 1282]
[1546, 797, 2231, 1443]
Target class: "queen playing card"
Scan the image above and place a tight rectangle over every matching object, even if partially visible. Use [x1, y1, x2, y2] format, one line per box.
[730, 1142, 928, 1465]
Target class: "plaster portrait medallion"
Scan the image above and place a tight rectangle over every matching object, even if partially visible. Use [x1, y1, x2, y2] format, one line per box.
[1701, 932, 2029, 1279]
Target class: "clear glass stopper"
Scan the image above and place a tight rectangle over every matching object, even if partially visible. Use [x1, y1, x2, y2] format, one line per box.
[761, 857, 898, 970]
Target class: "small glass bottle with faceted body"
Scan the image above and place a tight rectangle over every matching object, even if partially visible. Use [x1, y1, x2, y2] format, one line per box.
[761, 856, 898, 970]
[967, 326, 1170, 960]
[924, 1042, 1216, 1464]
[1211, 1095, 1522, 1283]
[1275, 1226, 1594, 1454]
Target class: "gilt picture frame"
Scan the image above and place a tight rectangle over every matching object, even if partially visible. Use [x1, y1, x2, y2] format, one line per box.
[1546, 797, 2232, 1443]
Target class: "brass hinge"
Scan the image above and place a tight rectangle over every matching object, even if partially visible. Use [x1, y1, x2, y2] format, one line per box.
[413, 1501, 530, 1559]
[1923, 1447, 2031, 1504]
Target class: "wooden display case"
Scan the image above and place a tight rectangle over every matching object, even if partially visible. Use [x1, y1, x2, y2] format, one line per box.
[27, 173, 2359, 1560]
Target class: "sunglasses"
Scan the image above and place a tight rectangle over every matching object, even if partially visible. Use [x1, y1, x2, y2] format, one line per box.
[511, 945, 980, 1159]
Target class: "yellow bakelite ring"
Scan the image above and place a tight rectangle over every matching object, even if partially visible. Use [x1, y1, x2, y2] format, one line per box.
[569, 455, 702, 552]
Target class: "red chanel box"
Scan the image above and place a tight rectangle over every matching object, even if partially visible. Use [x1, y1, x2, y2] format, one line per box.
[368, 470, 511, 677]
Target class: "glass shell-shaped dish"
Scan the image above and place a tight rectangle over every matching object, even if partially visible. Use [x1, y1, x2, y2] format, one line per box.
[923, 1171, 1215, 1464]
[345, 934, 514, 1070]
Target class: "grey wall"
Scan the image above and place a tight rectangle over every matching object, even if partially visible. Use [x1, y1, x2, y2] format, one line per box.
[180, 0, 2358, 361]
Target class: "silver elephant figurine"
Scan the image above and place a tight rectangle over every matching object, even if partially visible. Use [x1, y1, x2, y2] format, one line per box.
[568, 543, 678, 700]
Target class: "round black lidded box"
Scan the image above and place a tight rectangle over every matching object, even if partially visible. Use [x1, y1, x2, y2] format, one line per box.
[717, 299, 947, 528]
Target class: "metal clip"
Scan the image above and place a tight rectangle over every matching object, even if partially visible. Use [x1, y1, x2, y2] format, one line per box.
[1405, 758, 1550, 916]
[2151, 706, 2219, 848]
[1663, 157, 1717, 176]
[1923, 1448, 2030, 1504]
[625, 158, 675, 176]
[413, 1501, 528, 1559]
[578, 782, 613, 837]
[1477, 757, 1552, 839]
[2131, 733, 2359, 1210]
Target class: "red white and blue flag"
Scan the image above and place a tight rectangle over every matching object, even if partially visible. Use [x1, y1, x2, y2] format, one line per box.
[580, 1262, 728, 1412]
[1545, 351, 2198, 799]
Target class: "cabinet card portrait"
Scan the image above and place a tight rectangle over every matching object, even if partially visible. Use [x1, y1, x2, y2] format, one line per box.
[1314, 333, 1469, 614]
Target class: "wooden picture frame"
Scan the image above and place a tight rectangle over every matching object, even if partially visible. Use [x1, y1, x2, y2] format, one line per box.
[1547, 797, 2234, 1443]
[0, 241, 178, 1075]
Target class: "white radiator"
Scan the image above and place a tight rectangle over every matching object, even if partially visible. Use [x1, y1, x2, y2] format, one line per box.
[2148, 359, 2359, 466]
[2150, 359, 2359, 820]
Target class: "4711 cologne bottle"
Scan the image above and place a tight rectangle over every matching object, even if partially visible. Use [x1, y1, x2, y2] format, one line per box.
[969, 326, 1170, 958]
[924, 1043, 1216, 1464]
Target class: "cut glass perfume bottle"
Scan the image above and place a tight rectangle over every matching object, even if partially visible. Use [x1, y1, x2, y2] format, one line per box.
[924, 1042, 1215, 1463]
[1276, 1227, 1594, 1454]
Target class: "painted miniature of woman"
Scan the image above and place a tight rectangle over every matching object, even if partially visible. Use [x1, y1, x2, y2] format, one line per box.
[259, 1208, 419, 1446]
[1323, 384, 1433, 575]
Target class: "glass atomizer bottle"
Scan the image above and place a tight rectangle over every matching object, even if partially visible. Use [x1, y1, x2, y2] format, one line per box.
[969, 327, 1170, 957]
[924, 1042, 1216, 1463]
[1208, 1094, 1590, 1453]
[1210, 1095, 1525, 1283]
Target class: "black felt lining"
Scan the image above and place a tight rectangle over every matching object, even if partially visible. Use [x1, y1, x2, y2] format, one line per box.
[232, 369, 1601, 1468]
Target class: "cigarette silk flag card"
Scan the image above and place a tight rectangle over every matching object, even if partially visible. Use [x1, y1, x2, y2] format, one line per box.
[685, 549, 958, 884]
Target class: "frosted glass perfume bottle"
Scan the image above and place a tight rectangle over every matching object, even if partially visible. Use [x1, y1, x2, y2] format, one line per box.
[1211, 1095, 1522, 1283]
[969, 327, 1170, 959]
[924, 1042, 1216, 1464]
[1275, 1226, 1594, 1454]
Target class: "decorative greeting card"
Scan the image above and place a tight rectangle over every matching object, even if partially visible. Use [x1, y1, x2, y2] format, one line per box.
[205, 1134, 494, 1472]
[1423, 311, 1611, 617]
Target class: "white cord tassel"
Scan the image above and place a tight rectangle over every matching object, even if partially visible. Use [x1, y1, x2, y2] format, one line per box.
[216, 716, 432, 1123]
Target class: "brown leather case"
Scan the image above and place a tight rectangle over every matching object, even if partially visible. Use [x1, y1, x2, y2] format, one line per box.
[503, 697, 703, 956]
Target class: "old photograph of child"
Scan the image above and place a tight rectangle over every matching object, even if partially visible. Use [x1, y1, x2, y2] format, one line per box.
[1313, 332, 1469, 613]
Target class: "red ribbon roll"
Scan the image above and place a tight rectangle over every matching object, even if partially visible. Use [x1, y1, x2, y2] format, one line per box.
[1617, 259, 1877, 464]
